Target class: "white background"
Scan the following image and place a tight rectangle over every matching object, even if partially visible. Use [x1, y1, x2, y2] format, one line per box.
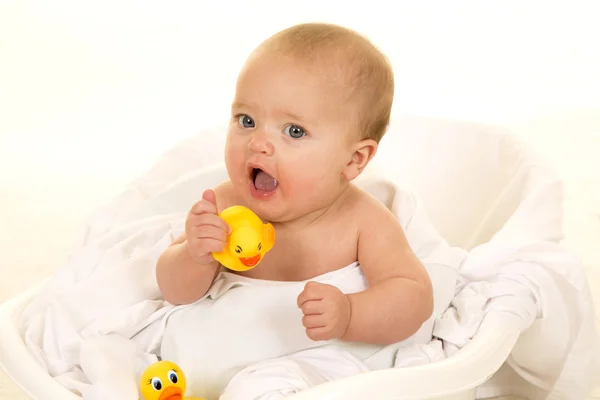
[1, 1, 599, 188]
[0, 1, 599, 398]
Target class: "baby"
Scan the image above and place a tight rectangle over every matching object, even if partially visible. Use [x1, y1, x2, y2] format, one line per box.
[155, 22, 434, 398]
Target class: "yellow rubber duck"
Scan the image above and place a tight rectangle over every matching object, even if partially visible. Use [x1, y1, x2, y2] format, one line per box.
[211, 205, 275, 271]
[140, 360, 204, 400]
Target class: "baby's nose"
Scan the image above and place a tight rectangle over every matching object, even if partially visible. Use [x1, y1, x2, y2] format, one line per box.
[248, 130, 274, 155]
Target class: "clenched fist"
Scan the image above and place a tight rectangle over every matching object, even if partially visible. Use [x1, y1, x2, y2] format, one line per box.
[185, 189, 231, 265]
[297, 281, 351, 341]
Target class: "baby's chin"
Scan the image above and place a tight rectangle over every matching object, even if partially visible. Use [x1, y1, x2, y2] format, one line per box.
[241, 196, 303, 224]
[244, 199, 287, 223]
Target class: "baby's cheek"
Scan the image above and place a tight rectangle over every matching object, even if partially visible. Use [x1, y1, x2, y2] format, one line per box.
[225, 148, 246, 182]
[290, 171, 332, 198]
[280, 151, 337, 194]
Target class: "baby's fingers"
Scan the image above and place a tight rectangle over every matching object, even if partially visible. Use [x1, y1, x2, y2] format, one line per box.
[189, 238, 225, 255]
[301, 300, 323, 316]
[187, 214, 231, 233]
[190, 198, 218, 216]
[305, 326, 333, 342]
[302, 315, 325, 329]
[190, 225, 227, 242]
[296, 281, 324, 308]
[202, 189, 217, 206]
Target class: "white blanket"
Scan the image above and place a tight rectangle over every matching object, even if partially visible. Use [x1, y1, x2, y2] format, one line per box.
[15, 130, 600, 399]
[17, 170, 465, 399]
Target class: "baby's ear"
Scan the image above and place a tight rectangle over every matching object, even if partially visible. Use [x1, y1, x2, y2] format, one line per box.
[342, 139, 378, 181]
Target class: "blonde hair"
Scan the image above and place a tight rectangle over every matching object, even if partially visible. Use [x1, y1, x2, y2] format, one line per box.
[255, 23, 394, 143]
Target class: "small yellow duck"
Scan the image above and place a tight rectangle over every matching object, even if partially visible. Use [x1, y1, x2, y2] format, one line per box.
[139, 360, 205, 400]
[211, 205, 275, 271]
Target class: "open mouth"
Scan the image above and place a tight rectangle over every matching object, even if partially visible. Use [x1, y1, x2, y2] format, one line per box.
[250, 167, 278, 194]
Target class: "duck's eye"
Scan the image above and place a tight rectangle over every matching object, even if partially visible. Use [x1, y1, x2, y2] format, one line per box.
[235, 245, 242, 254]
[257, 243, 262, 251]
[151, 377, 162, 391]
[168, 369, 178, 384]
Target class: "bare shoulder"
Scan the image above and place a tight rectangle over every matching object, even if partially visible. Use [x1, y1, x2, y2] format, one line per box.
[351, 185, 428, 285]
[213, 180, 242, 213]
[348, 185, 399, 228]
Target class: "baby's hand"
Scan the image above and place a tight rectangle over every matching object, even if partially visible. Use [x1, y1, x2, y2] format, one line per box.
[297, 282, 351, 341]
[185, 189, 231, 265]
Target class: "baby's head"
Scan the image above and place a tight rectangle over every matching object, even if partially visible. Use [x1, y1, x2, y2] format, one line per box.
[225, 23, 394, 222]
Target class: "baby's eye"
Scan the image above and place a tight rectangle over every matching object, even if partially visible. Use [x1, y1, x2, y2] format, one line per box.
[238, 115, 255, 128]
[283, 125, 306, 139]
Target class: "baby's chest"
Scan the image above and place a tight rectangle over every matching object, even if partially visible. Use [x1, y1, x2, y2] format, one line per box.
[248, 225, 359, 281]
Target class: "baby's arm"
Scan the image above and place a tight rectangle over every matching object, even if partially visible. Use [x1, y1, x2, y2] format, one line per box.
[156, 232, 221, 305]
[156, 189, 228, 305]
[344, 199, 433, 344]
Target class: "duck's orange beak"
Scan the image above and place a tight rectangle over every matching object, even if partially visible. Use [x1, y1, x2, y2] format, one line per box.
[239, 254, 261, 267]
[159, 386, 183, 400]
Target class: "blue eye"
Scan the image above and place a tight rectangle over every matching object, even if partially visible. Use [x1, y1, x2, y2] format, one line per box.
[168, 370, 178, 384]
[151, 377, 162, 391]
[284, 125, 306, 139]
[238, 115, 255, 128]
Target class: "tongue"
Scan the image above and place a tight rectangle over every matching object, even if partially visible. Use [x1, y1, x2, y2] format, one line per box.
[254, 170, 278, 192]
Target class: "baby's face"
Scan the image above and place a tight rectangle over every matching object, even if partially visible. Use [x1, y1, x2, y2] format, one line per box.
[225, 53, 358, 223]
